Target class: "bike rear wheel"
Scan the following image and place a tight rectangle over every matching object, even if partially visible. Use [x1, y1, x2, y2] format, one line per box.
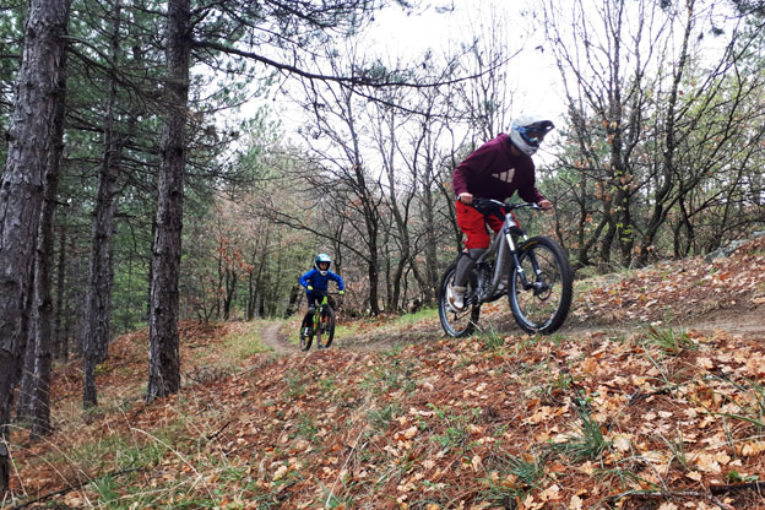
[438, 261, 481, 337]
[317, 307, 335, 348]
[509, 236, 573, 334]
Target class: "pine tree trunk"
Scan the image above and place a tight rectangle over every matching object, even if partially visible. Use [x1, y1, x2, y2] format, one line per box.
[146, 0, 190, 403]
[69, 231, 84, 359]
[83, 0, 122, 408]
[0, 0, 70, 494]
[14, 324, 36, 423]
[54, 222, 68, 361]
[31, 130, 65, 437]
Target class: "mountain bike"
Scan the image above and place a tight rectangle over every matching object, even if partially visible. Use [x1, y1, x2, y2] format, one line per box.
[299, 291, 339, 351]
[439, 199, 573, 337]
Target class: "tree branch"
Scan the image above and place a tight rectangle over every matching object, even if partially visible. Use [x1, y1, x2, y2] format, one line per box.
[192, 39, 507, 90]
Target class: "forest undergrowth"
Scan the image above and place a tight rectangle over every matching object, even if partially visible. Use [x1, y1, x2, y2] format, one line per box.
[3, 238, 764, 509]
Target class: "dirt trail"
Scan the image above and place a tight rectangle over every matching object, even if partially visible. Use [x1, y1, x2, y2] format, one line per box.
[257, 302, 764, 355]
[685, 305, 765, 336]
[258, 321, 293, 353]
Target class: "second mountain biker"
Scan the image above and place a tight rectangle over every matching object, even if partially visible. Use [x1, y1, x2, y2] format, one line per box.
[299, 253, 345, 338]
[448, 115, 555, 311]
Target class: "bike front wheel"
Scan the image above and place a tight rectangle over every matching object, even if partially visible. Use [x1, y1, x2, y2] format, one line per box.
[317, 308, 335, 348]
[299, 330, 312, 351]
[509, 236, 573, 334]
[438, 261, 480, 337]
[299, 316, 313, 352]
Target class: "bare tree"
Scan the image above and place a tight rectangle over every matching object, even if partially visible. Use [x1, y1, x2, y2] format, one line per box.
[391, 77, 464, 305]
[542, 0, 668, 268]
[296, 51, 387, 314]
[543, 0, 763, 267]
[367, 84, 416, 311]
[636, 3, 764, 262]
[452, 2, 524, 142]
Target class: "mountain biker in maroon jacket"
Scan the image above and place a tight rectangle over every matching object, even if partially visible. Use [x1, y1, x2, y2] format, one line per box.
[448, 115, 555, 311]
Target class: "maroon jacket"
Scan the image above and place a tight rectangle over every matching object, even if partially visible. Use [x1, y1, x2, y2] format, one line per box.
[452, 133, 546, 204]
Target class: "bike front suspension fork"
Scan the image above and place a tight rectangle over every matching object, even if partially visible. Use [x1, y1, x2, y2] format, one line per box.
[506, 233, 546, 291]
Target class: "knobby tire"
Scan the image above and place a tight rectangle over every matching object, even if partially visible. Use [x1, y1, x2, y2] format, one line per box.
[314, 314, 323, 349]
[299, 316, 313, 352]
[508, 236, 573, 334]
[318, 307, 336, 348]
[438, 261, 481, 337]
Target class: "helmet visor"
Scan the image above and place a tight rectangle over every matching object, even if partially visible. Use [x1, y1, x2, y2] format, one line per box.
[518, 121, 555, 146]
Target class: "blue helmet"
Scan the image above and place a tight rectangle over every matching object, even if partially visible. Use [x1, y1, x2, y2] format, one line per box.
[314, 253, 331, 276]
[509, 115, 555, 156]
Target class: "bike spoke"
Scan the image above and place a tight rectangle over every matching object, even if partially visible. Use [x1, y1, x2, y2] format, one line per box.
[510, 237, 572, 334]
[517, 254, 559, 321]
[439, 264, 480, 337]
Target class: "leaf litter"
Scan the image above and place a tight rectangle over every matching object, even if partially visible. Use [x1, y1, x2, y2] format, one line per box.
[4, 239, 765, 509]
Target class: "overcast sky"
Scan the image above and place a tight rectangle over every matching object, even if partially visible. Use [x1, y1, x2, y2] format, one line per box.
[249, 0, 567, 154]
[362, 1, 566, 119]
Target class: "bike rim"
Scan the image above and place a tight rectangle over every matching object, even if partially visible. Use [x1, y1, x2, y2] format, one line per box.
[439, 268, 479, 337]
[512, 245, 564, 330]
[441, 305, 477, 336]
[324, 313, 335, 347]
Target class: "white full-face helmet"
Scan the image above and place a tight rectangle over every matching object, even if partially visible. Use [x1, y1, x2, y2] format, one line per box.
[314, 253, 331, 276]
[509, 115, 555, 156]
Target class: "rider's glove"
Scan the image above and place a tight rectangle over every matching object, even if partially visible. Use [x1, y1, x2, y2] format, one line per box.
[307, 285, 313, 291]
[338, 290, 345, 295]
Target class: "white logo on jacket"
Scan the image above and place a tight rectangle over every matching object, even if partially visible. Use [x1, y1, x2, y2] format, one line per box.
[495, 169, 515, 183]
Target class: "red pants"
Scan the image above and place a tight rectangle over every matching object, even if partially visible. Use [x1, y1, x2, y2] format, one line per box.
[455, 201, 505, 250]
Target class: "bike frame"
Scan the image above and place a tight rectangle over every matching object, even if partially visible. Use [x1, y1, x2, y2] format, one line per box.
[469, 202, 543, 305]
[311, 295, 331, 333]
[440, 199, 572, 337]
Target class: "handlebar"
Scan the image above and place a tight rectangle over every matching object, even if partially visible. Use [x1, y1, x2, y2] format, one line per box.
[306, 289, 344, 296]
[470, 197, 544, 212]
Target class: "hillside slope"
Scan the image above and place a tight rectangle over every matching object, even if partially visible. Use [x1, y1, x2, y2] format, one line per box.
[4, 238, 764, 509]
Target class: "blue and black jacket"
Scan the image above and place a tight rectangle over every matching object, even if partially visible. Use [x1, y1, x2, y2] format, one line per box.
[299, 269, 345, 294]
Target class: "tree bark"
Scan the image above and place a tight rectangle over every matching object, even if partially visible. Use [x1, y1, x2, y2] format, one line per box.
[31, 123, 65, 438]
[223, 268, 236, 320]
[54, 222, 68, 361]
[83, 0, 122, 408]
[0, 0, 70, 493]
[146, 0, 190, 403]
[14, 321, 35, 423]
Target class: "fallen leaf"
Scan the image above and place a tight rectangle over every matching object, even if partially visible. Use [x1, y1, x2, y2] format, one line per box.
[540, 484, 561, 501]
[569, 495, 583, 510]
[612, 434, 631, 452]
[273, 465, 288, 481]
